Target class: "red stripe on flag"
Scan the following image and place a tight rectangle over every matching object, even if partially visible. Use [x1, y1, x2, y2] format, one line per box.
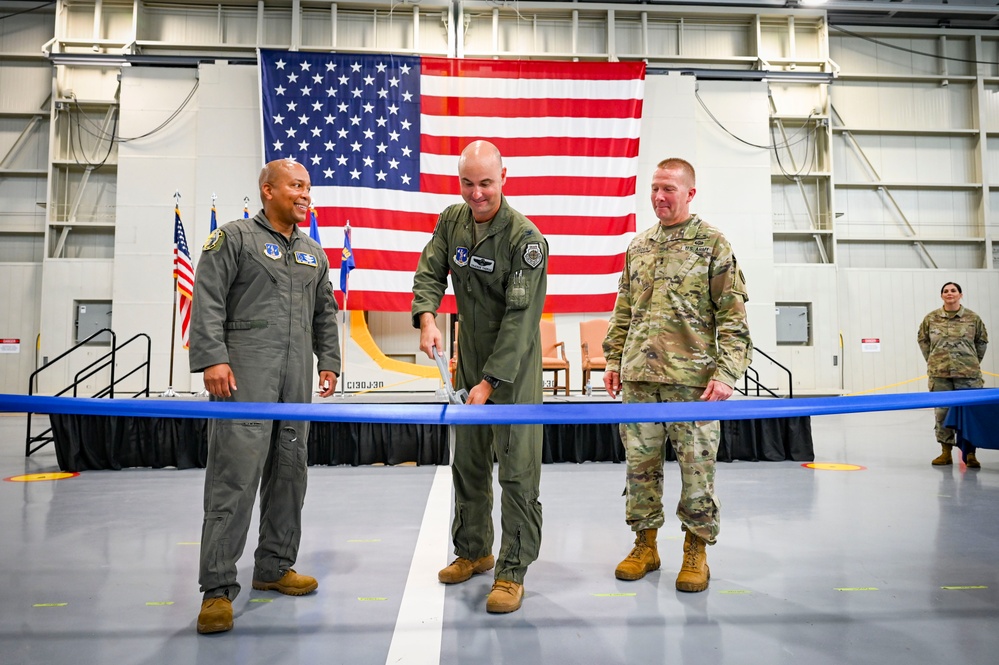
[548, 254, 624, 275]
[317, 210, 635, 237]
[530, 214, 637, 236]
[336, 290, 617, 314]
[422, 95, 642, 119]
[419, 174, 637, 198]
[319, 207, 439, 234]
[421, 135, 640, 158]
[421, 57, 646, 81]
[324, 248, 623, 275]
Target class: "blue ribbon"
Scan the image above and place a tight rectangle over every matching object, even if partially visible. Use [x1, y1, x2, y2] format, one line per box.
[3, 389, 998, 425]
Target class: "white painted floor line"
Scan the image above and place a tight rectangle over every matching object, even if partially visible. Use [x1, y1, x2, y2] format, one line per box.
[385, 465, 453, 665]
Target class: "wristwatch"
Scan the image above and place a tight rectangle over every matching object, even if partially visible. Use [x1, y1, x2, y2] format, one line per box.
[482, 374, 502, 390]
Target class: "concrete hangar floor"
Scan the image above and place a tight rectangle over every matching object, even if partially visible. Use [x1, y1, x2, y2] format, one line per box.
[1, 409, 996, 665]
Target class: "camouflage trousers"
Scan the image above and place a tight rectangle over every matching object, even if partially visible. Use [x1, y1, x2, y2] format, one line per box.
[929, 376, 983, 446]
[619, 381, 720, 545]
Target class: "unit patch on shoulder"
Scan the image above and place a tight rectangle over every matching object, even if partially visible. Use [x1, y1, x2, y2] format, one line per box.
[203, 229, 224, 251]
[264, 243, 282, 260]
[523, 242, 544, 269]
[295, 251, 318, 267]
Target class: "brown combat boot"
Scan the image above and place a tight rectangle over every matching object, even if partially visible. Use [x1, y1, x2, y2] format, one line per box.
[252, 569, 318, 596]
[932, 444, 953, 466]
[196, 596, 233, 634]
[675, 530, 710, 593]
[615, 529, 660, 581]
[965, 451, 981, 469]
[438, 554, 495, 584]
[486, 579, 524, 613]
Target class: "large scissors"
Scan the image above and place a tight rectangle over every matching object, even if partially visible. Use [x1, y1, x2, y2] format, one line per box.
[432, 345, 468, 405]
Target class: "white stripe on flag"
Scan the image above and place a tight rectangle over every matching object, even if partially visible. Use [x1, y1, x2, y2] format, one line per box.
[333, 268, 621, 295]
[312, 187, 639, 219]
[421, 75, 645, 100]
[420, 115, 641, 140]
[418, 154, 640, 178]
[347, 227, 635, 256]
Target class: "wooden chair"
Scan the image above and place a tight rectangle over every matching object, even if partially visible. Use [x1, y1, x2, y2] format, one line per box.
[579, 319, 609, 394]
[540, 319, 570, 396]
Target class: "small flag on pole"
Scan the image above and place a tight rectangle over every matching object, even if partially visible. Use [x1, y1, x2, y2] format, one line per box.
[173, 207, 194, 350]
[308, 206, 322, 244]
[243, 197, 250, 219]
[209, 203, 218, 232]
[340, 226, 355, 295]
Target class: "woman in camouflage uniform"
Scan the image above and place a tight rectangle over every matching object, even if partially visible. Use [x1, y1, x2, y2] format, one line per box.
[917, 282, 989, 468]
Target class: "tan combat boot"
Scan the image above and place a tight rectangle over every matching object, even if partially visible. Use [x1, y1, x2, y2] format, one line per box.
[252, 569, 318, 595]
[438, 554, 495, 584]
[965, 451, 981, 469]
[486, 579, 524, 613]
[614, 529, 660, 581]
[197, 596, 233, 634]
[675, 530, 710, 593]
[932, 444, 953, 466]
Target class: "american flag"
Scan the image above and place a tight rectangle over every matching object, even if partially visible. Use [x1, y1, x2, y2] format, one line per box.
[173, 207, 194, 350]
[259, 50, 645, 312]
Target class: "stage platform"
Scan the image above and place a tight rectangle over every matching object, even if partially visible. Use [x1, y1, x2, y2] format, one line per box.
[47, 393, 814, 472]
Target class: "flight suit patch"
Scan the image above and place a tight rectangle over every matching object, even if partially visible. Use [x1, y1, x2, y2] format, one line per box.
[453, 247, 469, 267]
[523, 242, 544, 269]
[469, 255, 495, 273]
[295, 251, 318, 267]
[264, 243, 282, 260]
[202, 229, 224, 251]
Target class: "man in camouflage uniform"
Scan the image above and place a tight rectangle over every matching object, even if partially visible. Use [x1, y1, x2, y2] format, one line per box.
[190, 159, 340, 634]
[603, 158, 752, 592]
[918, 281, 989, 468]
[412, 140, 547, 614]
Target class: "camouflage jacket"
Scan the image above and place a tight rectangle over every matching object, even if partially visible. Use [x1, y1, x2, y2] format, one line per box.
[917, 306, 988, 378]
[603, 215, 752, 387]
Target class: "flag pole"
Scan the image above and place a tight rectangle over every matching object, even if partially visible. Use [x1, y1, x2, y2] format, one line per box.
[339, 220, 351, 398]
[161, 190, 181, 398]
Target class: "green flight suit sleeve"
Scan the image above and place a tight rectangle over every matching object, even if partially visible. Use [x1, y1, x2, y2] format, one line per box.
[189, 226, 242, 373]
[312, 248, 341, 375]
[480, 231, 548, 384]
[411, 213, 451, 328]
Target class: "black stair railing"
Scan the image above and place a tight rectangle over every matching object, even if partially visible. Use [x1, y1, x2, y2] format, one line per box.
[25, 329, 152, 456]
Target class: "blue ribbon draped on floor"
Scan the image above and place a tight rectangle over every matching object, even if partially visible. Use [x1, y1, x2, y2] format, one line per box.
[3, 388, 998, 425]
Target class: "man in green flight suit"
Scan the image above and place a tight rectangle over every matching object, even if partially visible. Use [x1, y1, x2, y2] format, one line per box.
[412, 140, 548, 614]
[190, 158, 341, 634]
[603, 157, 752, 593]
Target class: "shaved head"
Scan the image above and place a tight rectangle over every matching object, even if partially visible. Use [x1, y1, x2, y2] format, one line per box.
[457, 140, 507, 222]
[458, 140, 503, 174]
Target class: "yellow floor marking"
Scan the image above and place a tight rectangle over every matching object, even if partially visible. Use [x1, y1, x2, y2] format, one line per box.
[33, 603, 68, 607]
[146, 601, 174, 606]
[177, 542, 200, 546]
[6, 472, 79, 482]
[835, 587, 879, 591]
[803, 463, 866, 471]
[358, 597, 388, 601]
[719, 590, 752, 595]
[941, 585, 988, 590]
[249, 598, 273, 603]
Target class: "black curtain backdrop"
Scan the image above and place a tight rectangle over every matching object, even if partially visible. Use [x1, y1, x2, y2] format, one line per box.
[49, 414, 813, 472]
